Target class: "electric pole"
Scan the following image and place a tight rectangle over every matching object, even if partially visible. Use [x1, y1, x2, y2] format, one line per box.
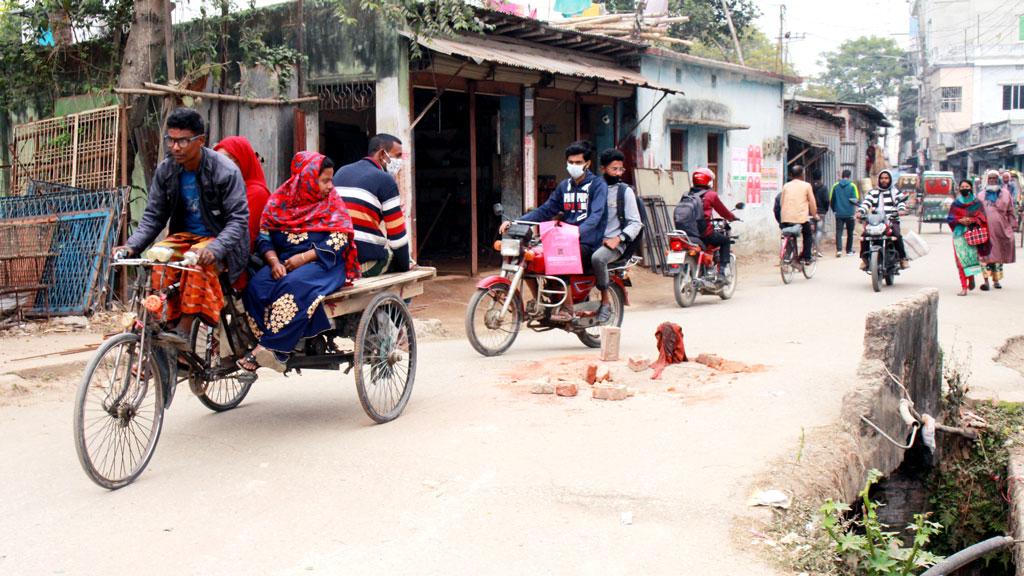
[776, 4, 785, 73]
[721, 0, 745, 66]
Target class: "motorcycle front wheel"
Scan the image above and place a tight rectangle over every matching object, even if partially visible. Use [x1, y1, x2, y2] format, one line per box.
[466, 284, 522, 357]
[869, 251, 882, 292]
[719, 255, 738, 300]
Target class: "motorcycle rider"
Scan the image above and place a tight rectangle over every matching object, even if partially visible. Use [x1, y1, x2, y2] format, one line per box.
[499, 140, 608, 322]
[689, 167, 739, 278]
[856, 169, 909, 270]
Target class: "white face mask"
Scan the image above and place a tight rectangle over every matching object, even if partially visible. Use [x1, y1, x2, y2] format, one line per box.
[566, 163, 585, 179]
[386, 157, 403, 177]
[383, 150, 403, 178]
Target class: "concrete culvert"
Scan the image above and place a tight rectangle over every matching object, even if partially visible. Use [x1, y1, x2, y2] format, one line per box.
[995, 336, 1024, 378]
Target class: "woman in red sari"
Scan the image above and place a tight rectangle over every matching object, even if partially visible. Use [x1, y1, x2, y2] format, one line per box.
[239, 152, 359, 371]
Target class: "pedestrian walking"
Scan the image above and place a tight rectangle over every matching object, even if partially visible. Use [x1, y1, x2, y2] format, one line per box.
[980, 169, 1017, 290]
[829, 169, 860, 257]
[811, 169, 829, 257]
[947, 179, 989, 296]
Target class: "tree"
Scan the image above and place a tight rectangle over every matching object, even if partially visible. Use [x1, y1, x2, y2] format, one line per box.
[816, 36, 908, 107]
[603, 0, 760, 54]
[336, 0, 484, 57]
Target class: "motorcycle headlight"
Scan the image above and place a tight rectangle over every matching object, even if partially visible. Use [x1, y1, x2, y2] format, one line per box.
[866, 223, 886, 235]
[500, 238, 522, 257]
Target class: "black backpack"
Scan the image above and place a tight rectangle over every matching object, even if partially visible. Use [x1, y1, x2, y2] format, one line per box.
[615, 183, 644, 260]
[673, 191, 706, 241]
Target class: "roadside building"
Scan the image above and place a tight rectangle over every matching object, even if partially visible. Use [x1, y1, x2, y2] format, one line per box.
[634, 50, 799, 241]
[911, 0, 1024, 175]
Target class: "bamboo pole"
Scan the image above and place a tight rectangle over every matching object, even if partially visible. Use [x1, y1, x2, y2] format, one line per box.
[131, 83, 318, 105]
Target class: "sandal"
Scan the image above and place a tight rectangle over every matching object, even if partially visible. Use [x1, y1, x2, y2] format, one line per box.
[957, 289, 968, 296]
[237, 352, 260, 372]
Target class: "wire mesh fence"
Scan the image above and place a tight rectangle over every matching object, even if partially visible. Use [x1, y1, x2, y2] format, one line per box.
[0, 184, 127, 317]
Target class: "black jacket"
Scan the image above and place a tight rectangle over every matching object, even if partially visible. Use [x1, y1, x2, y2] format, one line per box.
[127, 148, 250, 282]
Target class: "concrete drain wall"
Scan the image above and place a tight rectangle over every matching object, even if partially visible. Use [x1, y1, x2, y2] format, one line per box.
[778, 289, 943, 506]
[837, 288, 942, 501]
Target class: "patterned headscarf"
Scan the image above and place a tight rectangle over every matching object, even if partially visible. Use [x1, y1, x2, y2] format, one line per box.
[261, 151, 354, 234]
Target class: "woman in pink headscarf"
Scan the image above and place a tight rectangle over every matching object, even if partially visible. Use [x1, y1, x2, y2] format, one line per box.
[979, 169, 1017, 290]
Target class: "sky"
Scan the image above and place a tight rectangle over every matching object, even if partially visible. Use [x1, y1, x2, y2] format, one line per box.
[752, 0, 912, 78]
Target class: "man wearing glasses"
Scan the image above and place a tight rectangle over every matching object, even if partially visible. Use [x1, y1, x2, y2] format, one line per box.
[593, 148, 642, 323]
[116, 108, 249, 336]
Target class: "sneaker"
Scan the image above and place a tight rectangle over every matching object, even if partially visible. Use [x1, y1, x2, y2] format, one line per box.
[597, 304, 612, 324]
[847, 251, 856, 256]
[994, 282, 1003, 289]
[835, 252, 842, 258]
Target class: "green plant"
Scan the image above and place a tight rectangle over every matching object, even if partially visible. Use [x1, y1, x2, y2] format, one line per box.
[928, 402, 1023, 574]
[335, 0, 486, 58]
[821, 469, 944, 575]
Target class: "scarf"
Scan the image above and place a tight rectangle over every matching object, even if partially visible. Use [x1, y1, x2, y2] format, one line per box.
[214, 136, 269, 197]
[262, 151, 355, 234]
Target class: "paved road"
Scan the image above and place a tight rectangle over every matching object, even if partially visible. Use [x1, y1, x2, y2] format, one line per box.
[2, 219, 1022, 575]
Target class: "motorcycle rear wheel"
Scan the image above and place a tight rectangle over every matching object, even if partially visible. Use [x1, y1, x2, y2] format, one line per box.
[673, 257, 699, 308]
[577, 283, 624, 348]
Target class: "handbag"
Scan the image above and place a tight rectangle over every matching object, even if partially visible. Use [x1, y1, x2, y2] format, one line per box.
[964, 225, 988, 246]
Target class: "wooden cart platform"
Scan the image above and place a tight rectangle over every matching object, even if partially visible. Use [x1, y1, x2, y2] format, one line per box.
[322, 267, 437, 318]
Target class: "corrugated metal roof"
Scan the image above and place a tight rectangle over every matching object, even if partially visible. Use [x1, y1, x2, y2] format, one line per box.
[408, 32, 680, 94]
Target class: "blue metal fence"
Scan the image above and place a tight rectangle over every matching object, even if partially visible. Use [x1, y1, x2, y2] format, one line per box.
[0, 182, 126, 316]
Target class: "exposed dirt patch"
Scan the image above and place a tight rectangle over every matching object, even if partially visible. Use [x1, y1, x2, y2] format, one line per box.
[501, 352, 769, 400]
[995, 336, 1024, 378]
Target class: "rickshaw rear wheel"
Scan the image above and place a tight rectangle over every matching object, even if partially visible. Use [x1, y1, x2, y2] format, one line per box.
[354, 292, 416, 423]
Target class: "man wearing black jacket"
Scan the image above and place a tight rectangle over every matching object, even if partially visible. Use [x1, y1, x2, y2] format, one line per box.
[116, 108, 249, 333]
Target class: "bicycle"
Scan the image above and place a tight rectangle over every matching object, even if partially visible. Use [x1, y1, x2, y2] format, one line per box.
[779, 223, 817, 284]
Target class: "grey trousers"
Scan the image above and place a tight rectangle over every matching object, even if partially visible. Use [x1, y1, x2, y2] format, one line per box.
[592, 244, 625, 291]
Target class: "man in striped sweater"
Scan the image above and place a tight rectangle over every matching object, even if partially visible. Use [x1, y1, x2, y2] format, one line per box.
[856, 169, 909, 270]
[333, 134, 411, 277]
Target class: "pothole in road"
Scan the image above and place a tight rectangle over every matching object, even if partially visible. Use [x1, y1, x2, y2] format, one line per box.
[995, 336, 1024, 377]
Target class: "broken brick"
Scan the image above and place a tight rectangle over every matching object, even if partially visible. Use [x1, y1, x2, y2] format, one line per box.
[529, 378, 554, 394]
[592, 383, 629, 401]
[595, 365, 612, 383]
[555, 381, 579, 397]
[695, 353, 724, 370]
[628, 355, 651, 372]
[584, 363, 599, 384]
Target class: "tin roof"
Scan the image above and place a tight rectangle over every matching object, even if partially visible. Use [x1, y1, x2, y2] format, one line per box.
[408, 32, 680, 94]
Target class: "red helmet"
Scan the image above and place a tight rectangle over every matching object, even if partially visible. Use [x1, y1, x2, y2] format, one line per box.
[692, 167, 715, 188]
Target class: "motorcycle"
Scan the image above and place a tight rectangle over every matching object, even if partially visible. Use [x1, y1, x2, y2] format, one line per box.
[466, 212, 638, 357]
[666, 204, 743, 308]
[860, 211, 902, 292]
